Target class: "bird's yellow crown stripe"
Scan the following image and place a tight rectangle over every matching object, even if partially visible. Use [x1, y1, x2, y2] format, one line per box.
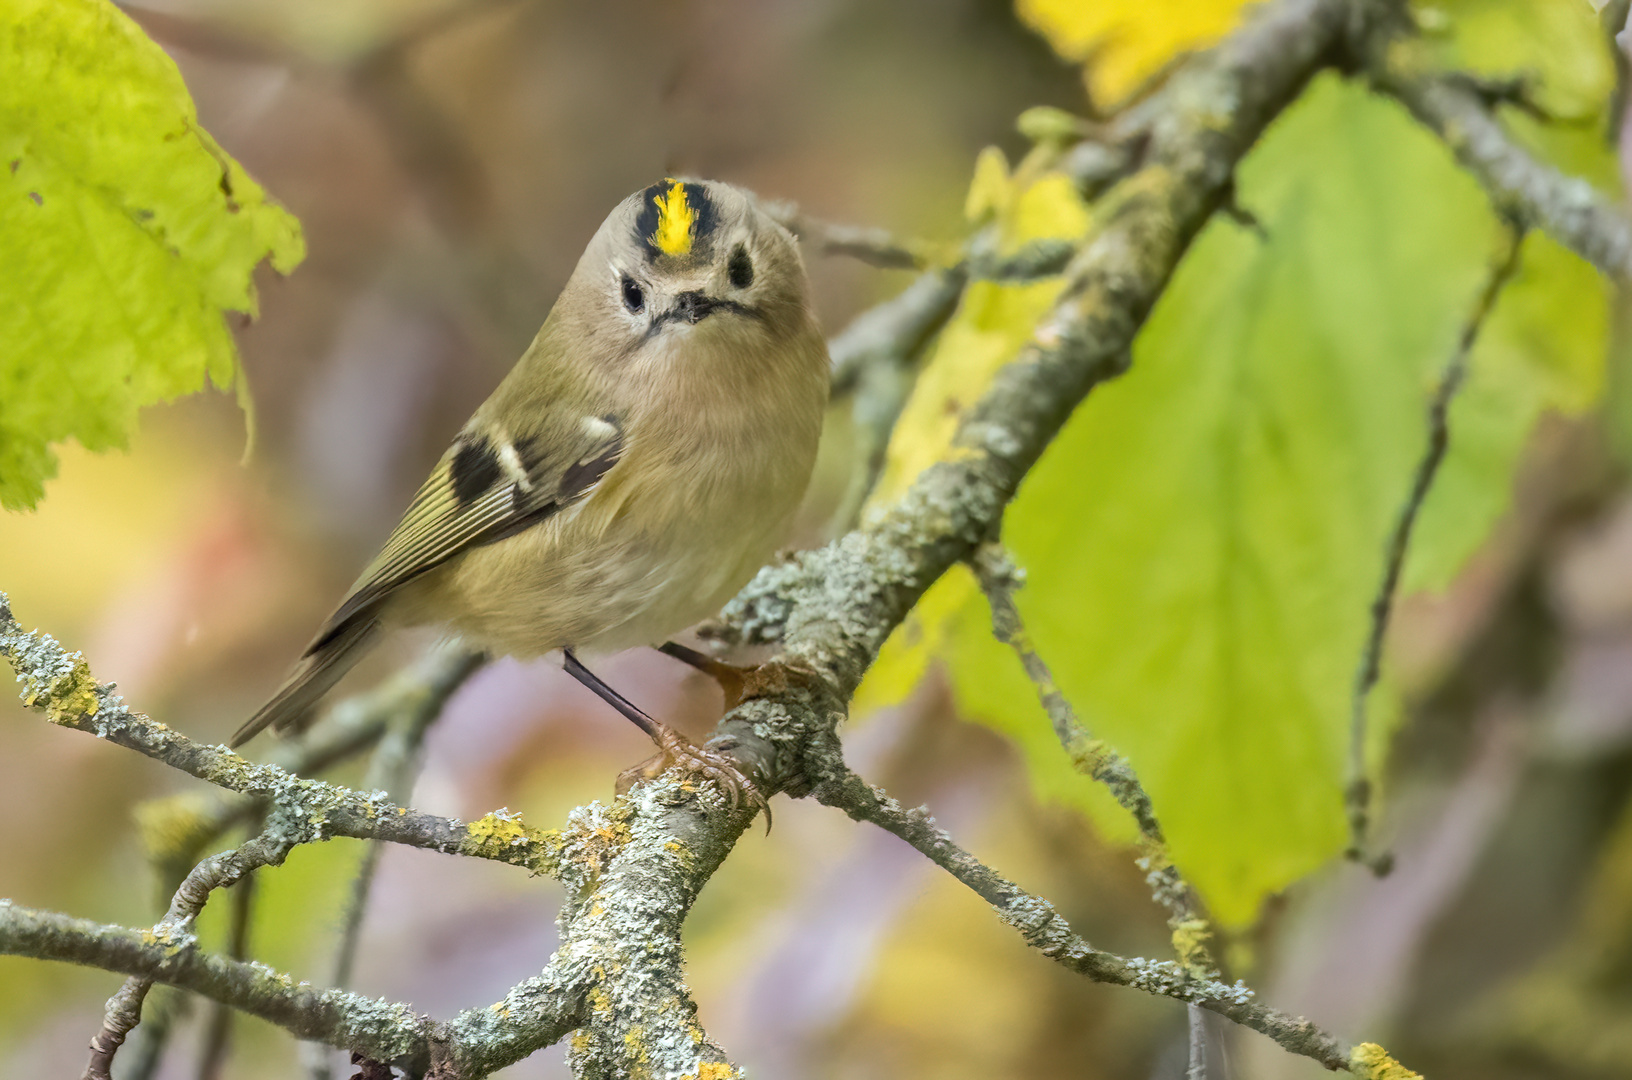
[651, 179, 695, 257]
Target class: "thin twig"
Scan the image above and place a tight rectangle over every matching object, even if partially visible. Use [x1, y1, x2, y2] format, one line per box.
[1344, 226, 1526, 871]
[307, 661, 454, 1080]
[1188, 1003, 1209, 1080]
[809, 768, 1352, 1070]
[1367, 34, 1632, 280]
[195, 873, 256, 1080]
[825, 266, 970, 530]
[971, 543, 1206, 947]
[81, 831, 292, 1080]
[762, 201, 935, 270]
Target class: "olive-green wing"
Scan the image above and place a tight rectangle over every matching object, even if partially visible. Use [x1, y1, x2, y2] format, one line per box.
[229, 414, 622, 746]
[317, 414, 625, 649]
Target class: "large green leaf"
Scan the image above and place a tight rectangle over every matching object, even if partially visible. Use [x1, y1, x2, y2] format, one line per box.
[0, 0, 304, 509]
[863, 72, 1607, 928]
[1001, 77, 1604, 925]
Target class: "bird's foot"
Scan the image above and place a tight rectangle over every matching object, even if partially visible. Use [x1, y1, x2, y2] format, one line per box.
[616, 725, 771, 828]
[657, 642, 821, 712]
[725, 656, 822, 711]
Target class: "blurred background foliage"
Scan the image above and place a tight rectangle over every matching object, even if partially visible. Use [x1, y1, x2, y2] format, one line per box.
[3, 0, 1632, 1078]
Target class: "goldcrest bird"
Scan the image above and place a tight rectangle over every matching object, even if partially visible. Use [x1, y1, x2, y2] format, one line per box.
[232, 178, 830, 808]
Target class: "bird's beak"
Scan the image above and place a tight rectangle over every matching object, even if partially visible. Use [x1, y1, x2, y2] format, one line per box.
[673, 291, 722, 324]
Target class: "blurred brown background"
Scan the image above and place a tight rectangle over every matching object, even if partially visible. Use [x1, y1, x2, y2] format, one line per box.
[4, 1, 1632, 1078]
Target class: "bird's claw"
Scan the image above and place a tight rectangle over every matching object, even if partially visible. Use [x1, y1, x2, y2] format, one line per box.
[616, 727, 771, 830]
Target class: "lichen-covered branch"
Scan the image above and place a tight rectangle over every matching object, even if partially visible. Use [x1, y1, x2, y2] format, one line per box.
[970, 544, 1210, 963]
[0, 897, 583, 1076]
[82, 830, 293, 1080]
[808, 767, 1354, 1070]
[140, 646, 486, 902]
[1366, 27, 1632, 280]
[0, 593, 563, 880]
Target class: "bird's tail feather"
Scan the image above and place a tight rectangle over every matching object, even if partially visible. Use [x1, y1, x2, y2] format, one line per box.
[231, 619, 381, 747]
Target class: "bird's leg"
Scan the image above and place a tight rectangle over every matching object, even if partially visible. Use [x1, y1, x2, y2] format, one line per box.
[656, 641, 820, 711]
[657, 641, 750, 710]
[561, 649, 766, 818]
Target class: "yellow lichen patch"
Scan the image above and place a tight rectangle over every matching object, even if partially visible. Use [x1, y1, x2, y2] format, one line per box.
[460, 811, 564, 874]
[1169, 917, 1213, 975]
[571, 1031, 594, 1055]
[574, 817, 634, 877]
[466, 811, 529, 848]
[651, 179, 695, 257]
[694, 1062, 735, 1080]
[587, 986, 613, 1017]
[623, 1025, 649, 1064]
[1068, 736, 1115, 776]
[1350, 1042, 1424, 1080]
[663, 839, 698, 871]
[27, 655, 100, 723]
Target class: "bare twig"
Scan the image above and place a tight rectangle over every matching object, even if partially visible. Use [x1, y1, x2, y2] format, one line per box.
[1345, 226, 1526, 871]
[762, 201, 936, 270]
[195, 873, 257, 1080]
[1188, 1004, 1209, 1080]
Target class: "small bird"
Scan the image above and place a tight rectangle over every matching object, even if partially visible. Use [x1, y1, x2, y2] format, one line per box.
[233, 179, 830, 809]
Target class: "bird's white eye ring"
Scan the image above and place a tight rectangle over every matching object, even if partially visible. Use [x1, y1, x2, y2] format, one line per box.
[621, 275, 645, 314]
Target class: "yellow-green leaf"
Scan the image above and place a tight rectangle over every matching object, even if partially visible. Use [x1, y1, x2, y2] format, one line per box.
[0, 0, 304, 510]
[865, 72, 1607, 928]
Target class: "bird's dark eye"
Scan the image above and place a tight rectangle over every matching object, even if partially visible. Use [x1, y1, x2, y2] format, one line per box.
[728, 245, 754, 290]
[621, 275, 644, 314]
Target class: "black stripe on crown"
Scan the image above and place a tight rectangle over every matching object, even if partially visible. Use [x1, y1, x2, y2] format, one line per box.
[633, 179, 719, 261]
